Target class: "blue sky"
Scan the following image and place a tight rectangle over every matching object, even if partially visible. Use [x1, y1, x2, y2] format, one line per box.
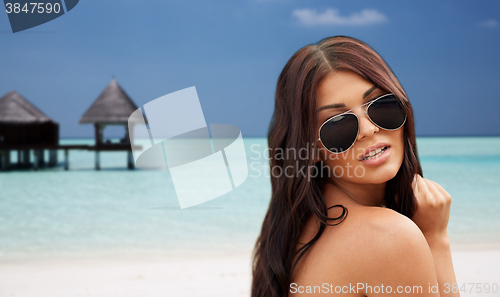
[0, 0, 499, 137]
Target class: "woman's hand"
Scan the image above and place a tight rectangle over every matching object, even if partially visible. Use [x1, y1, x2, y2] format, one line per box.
[411, 174, 452, 244]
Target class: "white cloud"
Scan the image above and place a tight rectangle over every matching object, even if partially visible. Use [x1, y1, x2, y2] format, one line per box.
[292, 8, 388, 27]
[477, 19, 498, 28]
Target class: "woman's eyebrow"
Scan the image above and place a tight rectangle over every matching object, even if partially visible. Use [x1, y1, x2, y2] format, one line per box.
[316, 85, 378, 113]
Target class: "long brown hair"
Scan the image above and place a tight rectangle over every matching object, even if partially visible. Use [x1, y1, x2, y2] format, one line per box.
[251, 35, 423, 297]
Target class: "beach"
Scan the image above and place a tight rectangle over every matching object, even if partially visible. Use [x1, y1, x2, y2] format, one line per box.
[0, 248, 499, 297]
[0, 250, 254, 297]
[1, 137, 499, 296]
[452, 249, 500, 297]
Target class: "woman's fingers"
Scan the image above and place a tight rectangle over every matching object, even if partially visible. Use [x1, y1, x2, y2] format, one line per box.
[424, 178, 442, 206]
[428, 179, 452, 206]
[415, 175, 449, 207]
[416, 174, 432, 203]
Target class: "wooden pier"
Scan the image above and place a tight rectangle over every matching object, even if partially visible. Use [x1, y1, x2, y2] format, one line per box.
[0, 143, 142, 171]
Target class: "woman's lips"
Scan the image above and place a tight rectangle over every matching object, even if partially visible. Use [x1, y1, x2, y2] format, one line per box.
[359, 146, 391, 166]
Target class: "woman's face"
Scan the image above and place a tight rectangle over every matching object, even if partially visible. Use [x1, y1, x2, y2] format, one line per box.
[315, 70, 405, 185]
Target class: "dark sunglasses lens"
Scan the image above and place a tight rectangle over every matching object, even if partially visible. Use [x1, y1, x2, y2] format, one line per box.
[368, 95, 406, 130]
[320, 114, 358, 153]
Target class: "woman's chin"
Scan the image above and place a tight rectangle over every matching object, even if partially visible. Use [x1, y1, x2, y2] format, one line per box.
[362, 164, 400, 183]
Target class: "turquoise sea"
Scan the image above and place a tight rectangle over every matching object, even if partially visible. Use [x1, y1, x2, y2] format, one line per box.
[0, 137, 499, 261]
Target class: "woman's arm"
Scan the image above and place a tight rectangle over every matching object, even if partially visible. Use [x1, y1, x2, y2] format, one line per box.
[411, 175, 460, 297]
[425, 232, 459, 297]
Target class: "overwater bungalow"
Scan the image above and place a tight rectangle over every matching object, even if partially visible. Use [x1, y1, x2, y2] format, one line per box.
[0, 91, 59, 170]
[79, 78, 143, 170]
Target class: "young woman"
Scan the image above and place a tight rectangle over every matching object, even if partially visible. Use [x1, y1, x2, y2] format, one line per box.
[251, 36, 459, 297]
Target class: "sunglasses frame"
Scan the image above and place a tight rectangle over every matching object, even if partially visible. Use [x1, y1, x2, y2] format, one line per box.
[317, 93, 407, 154]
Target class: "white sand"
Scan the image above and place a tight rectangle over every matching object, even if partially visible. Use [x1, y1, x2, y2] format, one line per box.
[451, 249, 500, 297]
[0, 249, 498, 297]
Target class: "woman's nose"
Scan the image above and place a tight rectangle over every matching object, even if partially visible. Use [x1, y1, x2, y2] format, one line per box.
[356, 112, 379, 141]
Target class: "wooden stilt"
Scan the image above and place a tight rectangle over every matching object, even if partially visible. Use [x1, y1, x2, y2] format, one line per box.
[33, 149, 44, 168]
[48, 149, 57, 167]
[0, 150, 10, 170]
[38, 149, 45, 167]
[64, 149, 69, 170]
[127, 150, 134, 169]
[33, 150, 38, 171]
[21, 149, 30, 166]
[95, 150, 100, 170]
[7, 150, 11, 170]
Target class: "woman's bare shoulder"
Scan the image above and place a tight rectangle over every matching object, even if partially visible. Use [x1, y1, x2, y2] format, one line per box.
[325, 204, 423, 237]
[324, 205, 428, 253]
[355, 205, 423, 237]
[321, 205, 437, 285]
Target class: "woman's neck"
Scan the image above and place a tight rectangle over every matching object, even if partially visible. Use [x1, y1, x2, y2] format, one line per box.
[324, 178, 386, 207]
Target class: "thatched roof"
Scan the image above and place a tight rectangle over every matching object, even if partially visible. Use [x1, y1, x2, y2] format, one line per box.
[0, 91, 56, 124]
[79, 79, 143, 124]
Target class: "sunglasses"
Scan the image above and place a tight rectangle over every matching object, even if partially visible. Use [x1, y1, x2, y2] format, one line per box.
[317, 93, 407, 154]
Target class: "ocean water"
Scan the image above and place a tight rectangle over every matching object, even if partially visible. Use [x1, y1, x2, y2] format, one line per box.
[0, 137, 499, 260]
